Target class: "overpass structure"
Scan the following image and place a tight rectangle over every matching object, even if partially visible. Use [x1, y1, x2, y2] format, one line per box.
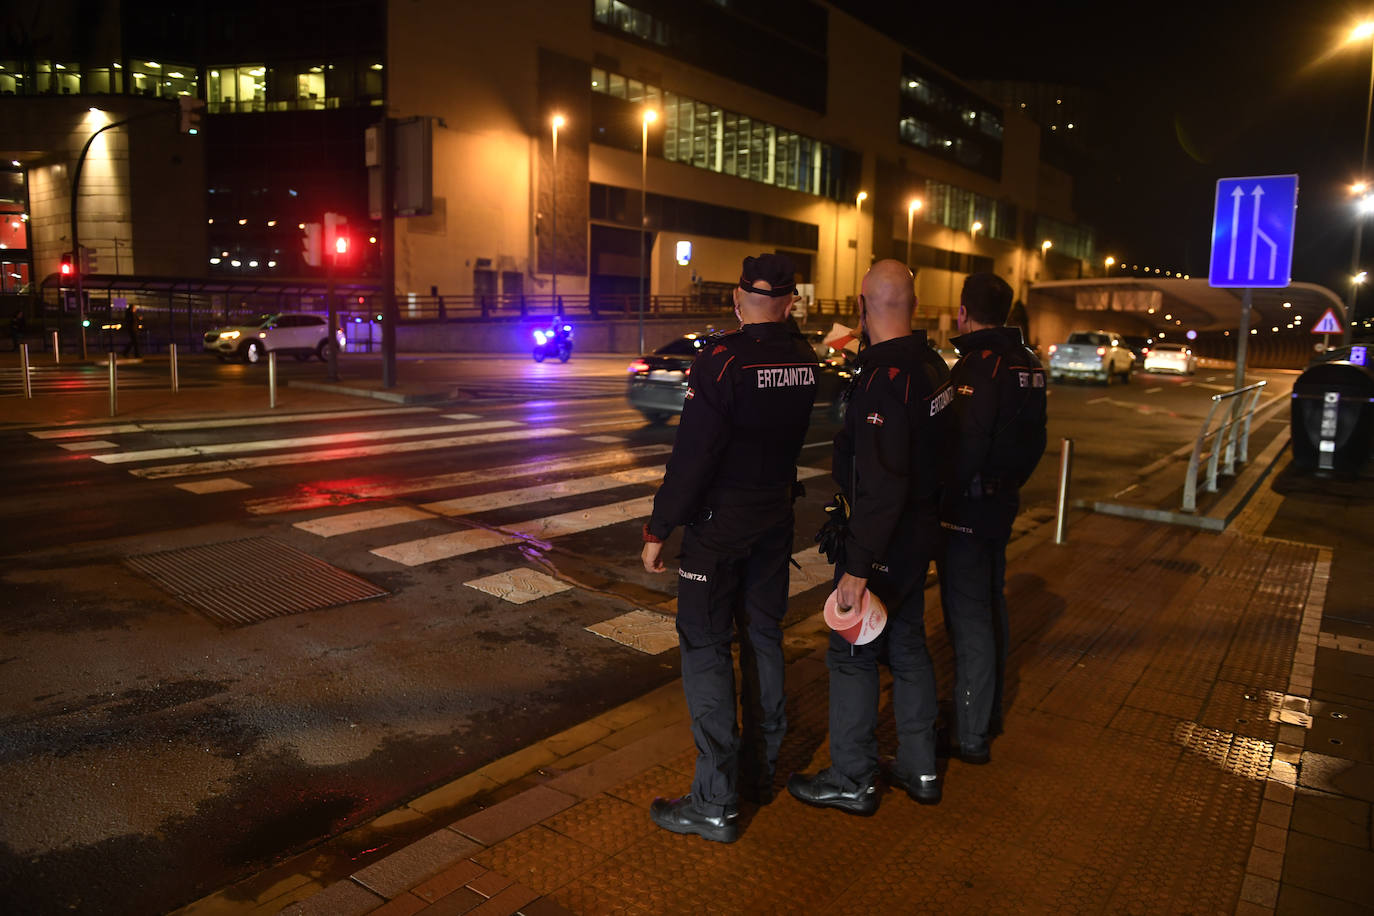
[1025, 277, 1347, 348]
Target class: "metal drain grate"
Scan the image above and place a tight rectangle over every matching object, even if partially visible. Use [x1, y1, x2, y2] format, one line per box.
[126, 537, 387, 626]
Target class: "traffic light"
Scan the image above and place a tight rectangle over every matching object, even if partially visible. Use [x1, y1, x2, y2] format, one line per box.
[301, 222, 322, 267]
[178, 96, 206, 135]
[323, 211, 349, 263]
[79, 245, 97, 274]
[59, 252, 74, 284]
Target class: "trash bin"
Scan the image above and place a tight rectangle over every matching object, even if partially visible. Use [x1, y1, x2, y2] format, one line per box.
[1290, 359, 1374, 475]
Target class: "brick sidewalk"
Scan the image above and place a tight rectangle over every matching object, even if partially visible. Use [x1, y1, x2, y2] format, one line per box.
[179, 502, 1341, 916]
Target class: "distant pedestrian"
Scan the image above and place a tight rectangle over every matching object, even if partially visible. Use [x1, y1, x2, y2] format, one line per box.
[788, 259, 953, 815]
[121, 304, 140, 357]
[641, 253, 817, 843]
[9, 309, 25, 351]
[938, 273, 1048, 764]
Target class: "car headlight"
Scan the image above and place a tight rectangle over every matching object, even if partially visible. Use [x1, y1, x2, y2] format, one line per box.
[218, 330, 240, 340]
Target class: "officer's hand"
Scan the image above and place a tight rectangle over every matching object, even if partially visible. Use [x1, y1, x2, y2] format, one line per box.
[836, 573, 867, 612]
[641, 541, 666, 574]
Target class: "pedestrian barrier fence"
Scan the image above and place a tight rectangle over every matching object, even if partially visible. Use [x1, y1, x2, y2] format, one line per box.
[1181, 381, 1268, 512]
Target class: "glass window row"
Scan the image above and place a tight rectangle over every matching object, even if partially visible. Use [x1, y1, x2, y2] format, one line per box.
[0, 57, 382, 110]
[922, 179, 1017, 243]
[590, 66, 839, 199]
[1036, 215, 1095, 261]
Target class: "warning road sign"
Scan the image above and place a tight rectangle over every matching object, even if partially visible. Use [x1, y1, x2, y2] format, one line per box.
[1310, 308, 1344, 335]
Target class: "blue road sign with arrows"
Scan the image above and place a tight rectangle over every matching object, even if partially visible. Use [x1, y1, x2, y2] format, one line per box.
[1208, 174, 1298, 288]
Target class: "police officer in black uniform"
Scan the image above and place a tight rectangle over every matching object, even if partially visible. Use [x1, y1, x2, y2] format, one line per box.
[939, 272, 1047, 764]
[642, 253, 818, 843]
[788, 259, 953, 815]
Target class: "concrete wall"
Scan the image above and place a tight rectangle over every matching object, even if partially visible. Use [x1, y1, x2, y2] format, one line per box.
[5, 96, 205, 285]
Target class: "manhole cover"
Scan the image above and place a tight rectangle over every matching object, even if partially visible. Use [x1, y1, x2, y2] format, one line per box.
[126, 537, 387, 626]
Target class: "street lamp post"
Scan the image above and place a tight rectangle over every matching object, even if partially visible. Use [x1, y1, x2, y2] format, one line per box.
[970, 220, 983, 240]
[1104, 255, 1116, 276]
[1040, 239, 1053, 281]
[550, 114, 563, 315]
[851, 190, 867, 302]
[639, 108, 656, 355]
[1346, 21, 1374, 342]
[906, 198, 922, 269]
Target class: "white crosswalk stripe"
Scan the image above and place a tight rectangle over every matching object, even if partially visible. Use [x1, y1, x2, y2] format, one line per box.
[367, 466, 828, 567]
[371, 496, 656, 566]
[246, 444, 673, 515]
[28, 406, 441, 439]
[93, 419, 516, 464]
[294, 465, 668, 537]
[128, 426, 577, 479]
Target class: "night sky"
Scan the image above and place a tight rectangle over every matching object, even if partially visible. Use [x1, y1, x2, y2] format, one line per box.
[840, 0, 1374, 309]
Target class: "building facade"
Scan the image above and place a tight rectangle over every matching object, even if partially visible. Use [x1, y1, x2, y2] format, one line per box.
[1, 0, 1094, 344]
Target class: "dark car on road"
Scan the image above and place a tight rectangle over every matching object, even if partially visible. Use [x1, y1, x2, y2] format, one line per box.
[626, 329, 854, 424]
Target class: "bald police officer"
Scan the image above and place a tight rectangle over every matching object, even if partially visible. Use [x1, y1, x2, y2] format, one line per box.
[788, 259, 953, 815]
[642, 253, 819, 843]
[940, 272, 1047, 764]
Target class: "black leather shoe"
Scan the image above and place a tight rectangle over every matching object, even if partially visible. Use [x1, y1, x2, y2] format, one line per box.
[786, 769, 878, 816]
[649, 795, 738, 843]
[887, 768, 942, 805]
[958, 743, 991, 765]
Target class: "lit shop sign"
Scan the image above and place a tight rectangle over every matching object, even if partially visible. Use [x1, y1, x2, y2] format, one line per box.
[676, 240, 692, 266]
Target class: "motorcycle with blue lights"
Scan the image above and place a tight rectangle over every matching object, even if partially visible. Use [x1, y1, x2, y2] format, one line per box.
[532, 322, 574, 363]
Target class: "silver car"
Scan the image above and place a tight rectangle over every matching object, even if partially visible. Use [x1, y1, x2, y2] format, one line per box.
[203, 313, 346, 364]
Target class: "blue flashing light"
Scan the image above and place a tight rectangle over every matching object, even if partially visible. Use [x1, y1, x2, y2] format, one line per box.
[1352, 345, 1367, 367]
[534, 329, 547, 345]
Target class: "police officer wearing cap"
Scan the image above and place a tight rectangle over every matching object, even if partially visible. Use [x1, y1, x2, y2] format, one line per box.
[788, 259, 952, 815]
[939, 272, 1047, 765]
[642, 252, 818, 843]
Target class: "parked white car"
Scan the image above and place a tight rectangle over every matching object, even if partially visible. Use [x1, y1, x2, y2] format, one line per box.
[203, 313, 346, 364]
[1142, 342, 1198, 375]
[1047, 331, 1135, 384]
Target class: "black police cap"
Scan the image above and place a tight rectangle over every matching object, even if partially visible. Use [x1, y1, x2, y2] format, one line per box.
[739, 253, 797, 298]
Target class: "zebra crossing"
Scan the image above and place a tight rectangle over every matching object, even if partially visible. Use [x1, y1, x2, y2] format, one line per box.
[1, 363, 208, 397]
[26, 403, 841, 651]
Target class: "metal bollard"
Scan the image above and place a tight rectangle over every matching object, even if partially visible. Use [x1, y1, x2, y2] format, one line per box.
[51, 330, 59, 363]
[1054, 438, 1073, 545]
[169, 343, 179, 393]
[20, 343, 32, 398]
[108, 352, 118, 417]
[268, 350, 277, 409]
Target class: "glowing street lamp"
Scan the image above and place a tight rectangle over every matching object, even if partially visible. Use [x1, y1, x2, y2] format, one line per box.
[1104, 255, 1116, 274]
[638, 108, 658, 355]
[970, 220, 983, 237]
[1344, 20, 1374, 339]
[550, 114, 564, 313]
[905, 198, 923, 269]
[851, 191, 867, 301]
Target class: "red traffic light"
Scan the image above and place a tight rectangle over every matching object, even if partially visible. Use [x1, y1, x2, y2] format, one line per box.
[60, 253, 74, 277]
[335, 236, 348, 255]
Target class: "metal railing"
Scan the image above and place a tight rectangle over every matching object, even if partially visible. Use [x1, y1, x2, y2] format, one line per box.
[1182, 381, 1268, 512]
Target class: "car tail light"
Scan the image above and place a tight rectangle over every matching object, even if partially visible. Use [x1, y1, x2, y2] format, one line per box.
[627, 359, 649, 374]
[1096, 346, 1106, 356]
[1047, 344, 1057, 354]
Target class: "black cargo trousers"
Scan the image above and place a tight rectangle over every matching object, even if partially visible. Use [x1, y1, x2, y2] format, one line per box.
[826, 511, 940, 787]
[673, 491, 794, 817]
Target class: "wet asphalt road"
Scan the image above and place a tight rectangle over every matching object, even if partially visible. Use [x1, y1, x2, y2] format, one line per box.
[0, 356, 1296, 914]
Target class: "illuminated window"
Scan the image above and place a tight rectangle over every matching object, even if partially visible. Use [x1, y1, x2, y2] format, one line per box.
[85, 65, 124, 94]
[0, 61, 24, 95]
[922, 179, 1017, 242]
[207, 64, 265, 112]
[35, 61, 81, 95]
[593, 68, 841, 198]
[129, 60, 195, 99]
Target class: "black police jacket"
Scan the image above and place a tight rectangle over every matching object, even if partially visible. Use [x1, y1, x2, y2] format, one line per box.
[942, 326, 1048, 539]
[832, 331, 953, 578]
[646, 322, 818, 539]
